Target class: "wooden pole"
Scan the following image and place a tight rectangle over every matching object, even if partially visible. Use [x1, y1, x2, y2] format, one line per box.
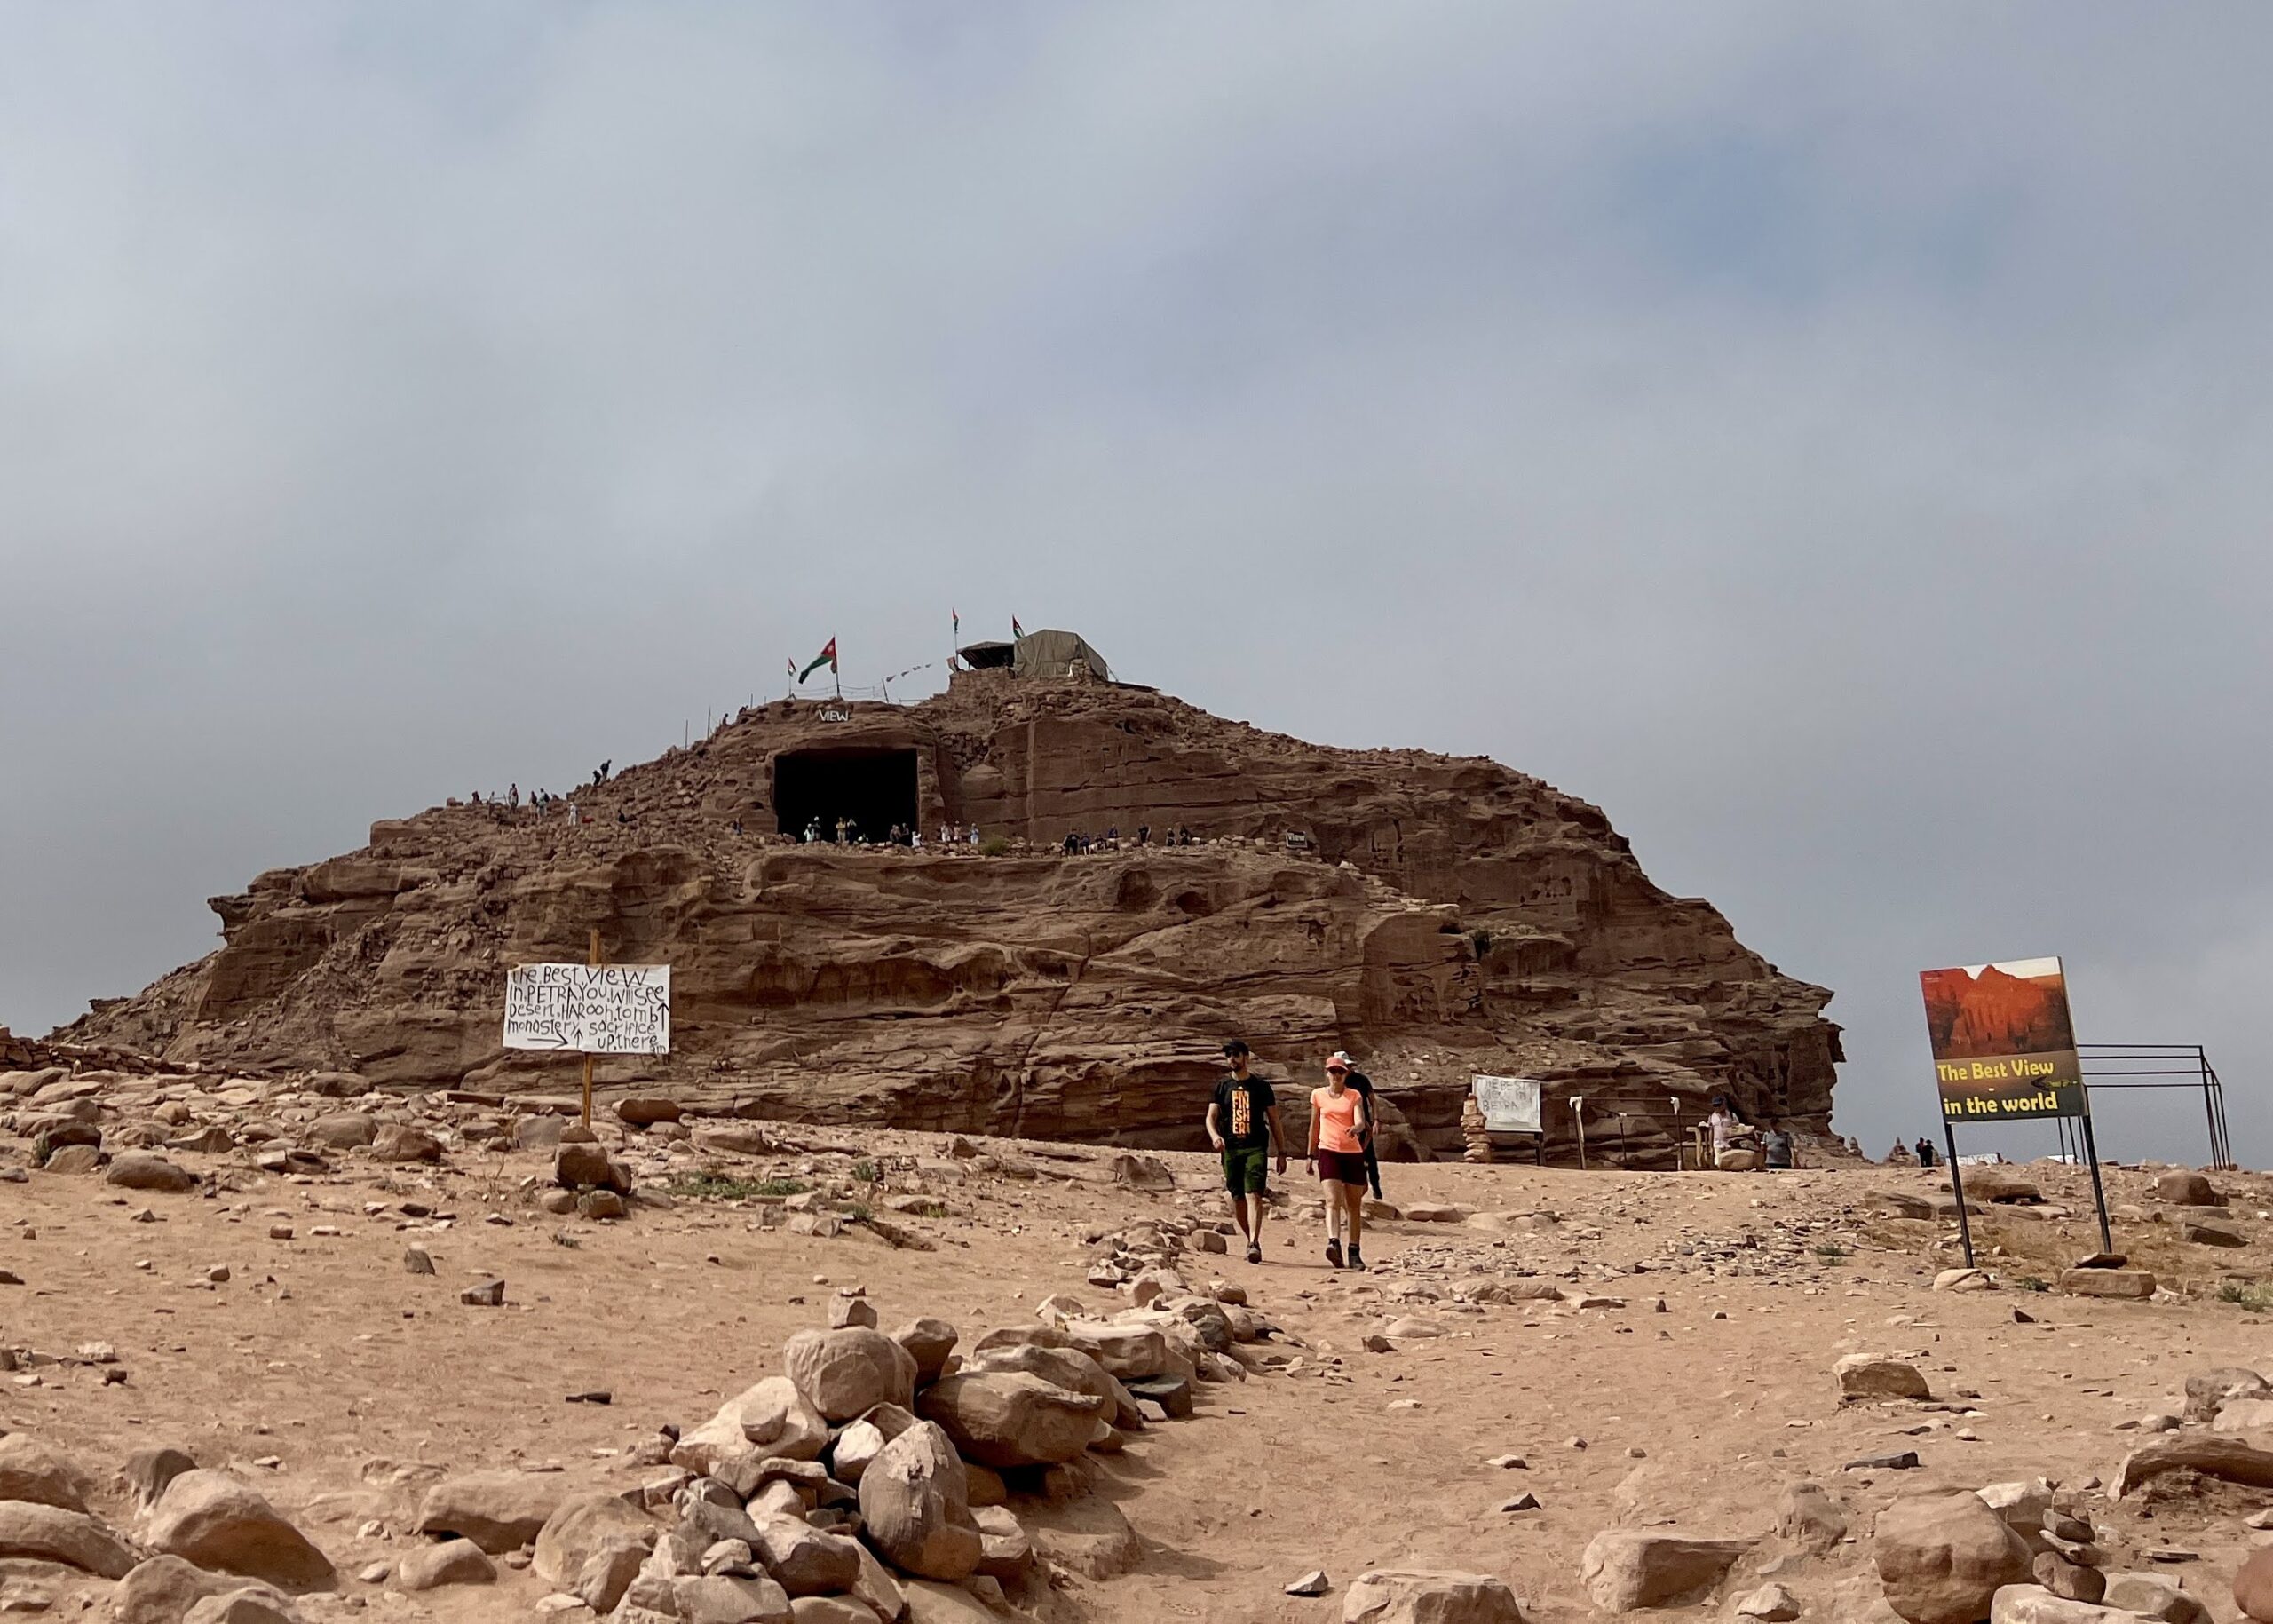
[1572, 1097, 1588, 1172]
[582, 927, 602, 1129]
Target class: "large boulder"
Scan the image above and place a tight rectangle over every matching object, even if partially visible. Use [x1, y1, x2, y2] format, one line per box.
[1061, 1323, 1169, 1382]
[670, 1572, 794, 1621]
[615, 1097, 684, 1126]
[1342, 1568, 1529, 1623]
[105, 1152, 199, 1192]
[557, 1140, 626, 1190]
[851, 1541, 909, 1622]
[1776, 1481, 1849, 1553]
[915, 1371, 1107, 1469]
[858, 1421, 983, 1581]
[970, 1343, 1140, 1428]
[1874, 1491, 2032, 1624]
[0, 1432, 91, 1510]
[1987, 1587, 2135, 1622]
[673, 1378, 830, 1474]
[2101, 1571, 2214, 1623]
[2155, 1169, 2220, 1206]
[399, 1538, 496, 1591]
[1026, 1493, 1144, 1582]
[112, 1557, 291, 1624]
[306, 1113, 377, 1149]
[2059, 1268, 2156, 1300]
[414, 1470, 570, 1552]
[372, 1122, 442, 1163]
[533, 1493, 658, 1590]
[145, 1470, 335, 1591]
[0, 1501, 138, 1577]
[1580, 1532, 1750, 1612]
[892, 1319, 960, 1385]
[182, 1593, 305, 1624]
[785, 1327, 919, 1422]
[2184, 1367, 2270, 1422]
[2112, 1435, 2273, 1500]
[1837, 1354, 1931, 1400]
[120, 1446, 200, 1509]
[749, 1512, 860, 1596]
[2239, 1543, 2273, 1621]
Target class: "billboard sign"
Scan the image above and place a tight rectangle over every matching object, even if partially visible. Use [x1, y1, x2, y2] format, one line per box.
[1471, 1074, 1543, 1135]
[1919, 955, 2083, 1121]
[504, 963, 671, 1055]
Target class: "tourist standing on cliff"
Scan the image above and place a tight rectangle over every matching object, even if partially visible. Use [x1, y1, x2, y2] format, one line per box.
[1308, 1058, 1373, 1270]
[1206, 1040, 1287, 1265]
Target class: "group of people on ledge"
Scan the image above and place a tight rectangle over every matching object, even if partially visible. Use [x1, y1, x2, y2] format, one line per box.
[1062, 825, 1195, 853]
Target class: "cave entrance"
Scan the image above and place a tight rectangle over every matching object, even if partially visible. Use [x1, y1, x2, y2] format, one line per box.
[774, 749, 919, 844]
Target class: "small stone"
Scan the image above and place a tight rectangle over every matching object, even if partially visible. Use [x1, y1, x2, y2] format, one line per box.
[460, 1279, 506, 1307]
[403, 1248, 435, 1275]
[1498, 1493, 1540, 1512]
[1284, 1568, 1329, 1597]
[1732, 1581, 1803, 1621]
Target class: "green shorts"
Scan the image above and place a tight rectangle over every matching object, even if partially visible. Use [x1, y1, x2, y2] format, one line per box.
[1221, 1145, 1270, 1195]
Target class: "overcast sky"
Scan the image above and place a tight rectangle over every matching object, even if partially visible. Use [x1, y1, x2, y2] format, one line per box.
[3, 4, 2268, 1167]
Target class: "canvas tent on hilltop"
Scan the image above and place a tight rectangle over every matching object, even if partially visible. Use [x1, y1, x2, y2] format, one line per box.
[956, 628, 1112, 681]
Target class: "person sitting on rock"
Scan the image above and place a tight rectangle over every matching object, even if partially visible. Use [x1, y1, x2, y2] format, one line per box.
[1207, 1040, 1287, 1265]
[1707, 1097, 1759, 1169]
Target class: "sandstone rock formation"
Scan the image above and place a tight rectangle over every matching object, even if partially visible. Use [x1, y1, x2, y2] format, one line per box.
[57, 668, 1841, 1158]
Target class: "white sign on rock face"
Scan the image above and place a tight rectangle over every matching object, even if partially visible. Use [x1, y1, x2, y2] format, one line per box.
[503, 963, 671, 1055]
[1471, 1074, 1543, 1135]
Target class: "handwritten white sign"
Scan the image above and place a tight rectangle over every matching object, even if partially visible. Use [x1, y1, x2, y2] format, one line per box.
[1471, 1074, 1543, 1135]
[504, 963, 671, 1055]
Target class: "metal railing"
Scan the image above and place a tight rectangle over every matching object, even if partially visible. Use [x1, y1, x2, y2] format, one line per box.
[2059, 1043, 2235, 1170]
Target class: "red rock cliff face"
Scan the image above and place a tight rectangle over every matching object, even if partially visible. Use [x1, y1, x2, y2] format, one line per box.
[60, 672, 1841, 1161]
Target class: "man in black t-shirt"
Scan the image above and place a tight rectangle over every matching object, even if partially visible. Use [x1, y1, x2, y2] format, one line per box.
[1206, 1039, 1287, 1264]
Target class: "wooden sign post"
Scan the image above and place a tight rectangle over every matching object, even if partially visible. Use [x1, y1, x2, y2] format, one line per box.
[582, 928, 601, 1129]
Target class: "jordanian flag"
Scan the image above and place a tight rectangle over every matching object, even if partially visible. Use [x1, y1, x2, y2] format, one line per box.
[797, 638, 837, 683]
[1011, 616, 1025, 638]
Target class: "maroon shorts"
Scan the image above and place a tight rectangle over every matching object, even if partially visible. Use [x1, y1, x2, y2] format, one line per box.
[1315, 1149, 1367, 1187]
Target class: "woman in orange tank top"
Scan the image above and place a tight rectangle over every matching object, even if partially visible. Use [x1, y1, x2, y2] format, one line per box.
[1307, 1055, 1373, 1270]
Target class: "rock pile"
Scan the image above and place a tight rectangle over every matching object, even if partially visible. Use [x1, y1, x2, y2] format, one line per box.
[570, 1279, 1272, 1620]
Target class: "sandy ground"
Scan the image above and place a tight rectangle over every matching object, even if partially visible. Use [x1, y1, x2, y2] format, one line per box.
[4, 1133, 2271, 1622]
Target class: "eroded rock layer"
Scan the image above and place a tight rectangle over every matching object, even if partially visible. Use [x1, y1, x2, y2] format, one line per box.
[59, 669, 1841, 1159]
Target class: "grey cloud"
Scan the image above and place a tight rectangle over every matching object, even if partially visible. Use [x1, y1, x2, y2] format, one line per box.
[3, 2, 2268, 1166]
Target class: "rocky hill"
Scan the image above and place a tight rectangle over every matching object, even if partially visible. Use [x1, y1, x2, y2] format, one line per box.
[59, 664, 1841, 1159]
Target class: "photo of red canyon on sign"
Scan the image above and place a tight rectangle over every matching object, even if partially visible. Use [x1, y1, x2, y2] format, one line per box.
[1919, 955, 2086, 1121]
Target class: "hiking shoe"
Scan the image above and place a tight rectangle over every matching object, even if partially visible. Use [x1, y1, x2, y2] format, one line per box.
[1246, 1240, 1262, 1264]
[1324, 1239, 1344, 1270]
[1347, 1246, 1366, 1271]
